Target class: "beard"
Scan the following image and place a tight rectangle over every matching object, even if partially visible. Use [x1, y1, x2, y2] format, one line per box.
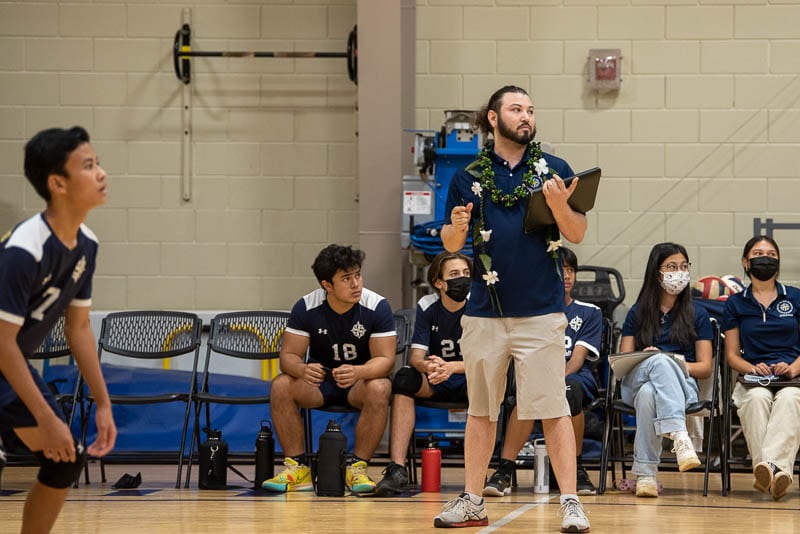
[496, 115, 536, 146]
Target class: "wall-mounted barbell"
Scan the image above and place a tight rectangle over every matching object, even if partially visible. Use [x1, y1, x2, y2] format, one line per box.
[173, 24, 358, 85]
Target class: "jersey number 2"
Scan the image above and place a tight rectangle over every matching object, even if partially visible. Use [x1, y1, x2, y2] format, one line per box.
[31, 287, 61, 321]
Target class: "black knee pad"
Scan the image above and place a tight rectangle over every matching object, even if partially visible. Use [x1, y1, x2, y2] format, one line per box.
[392, 366, 422, 397]
[34, 442, 87, 489]
[565, 380, 585, 417]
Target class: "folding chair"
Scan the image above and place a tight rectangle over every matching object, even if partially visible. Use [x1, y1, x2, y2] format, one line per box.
[185, 310, 289, 487]
[598, 317, 724, 496]
[572, 265, 626, 322]
[83, 311, 202, 488]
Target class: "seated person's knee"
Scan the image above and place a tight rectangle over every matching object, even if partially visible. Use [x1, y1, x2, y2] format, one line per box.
[565, 381, 585, 417]
[34, 442, 87, 489]
[392, 366, 422, 397]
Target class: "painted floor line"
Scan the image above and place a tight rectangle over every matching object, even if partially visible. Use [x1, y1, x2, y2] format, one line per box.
[478, 496, 551, 533]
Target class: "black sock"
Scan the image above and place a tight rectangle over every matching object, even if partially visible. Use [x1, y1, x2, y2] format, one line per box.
[349, 455, 368, 466]
[291, 454, 307, 466]
[576, 454, 583, 468]
[498, 458, 515, 474]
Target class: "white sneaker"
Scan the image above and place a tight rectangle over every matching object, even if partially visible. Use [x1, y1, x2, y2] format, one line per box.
[672, 434, 701, 472]
[559, 498, 590, 533]
[433, 493, 488, 528]
[635, 476, 659, 498]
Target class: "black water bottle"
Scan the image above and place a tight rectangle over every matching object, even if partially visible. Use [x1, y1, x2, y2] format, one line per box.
[254, 420, 275, 490]
[315, 419, 347, 496]
[199, 428, 228, 489]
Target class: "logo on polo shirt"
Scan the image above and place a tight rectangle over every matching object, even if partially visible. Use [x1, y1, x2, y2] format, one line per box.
[777, 300, 794, 317]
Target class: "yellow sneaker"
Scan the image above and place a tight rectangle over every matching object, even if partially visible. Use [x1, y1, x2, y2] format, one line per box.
[262, 458, 312, 493]
[346, 460, 376, 494]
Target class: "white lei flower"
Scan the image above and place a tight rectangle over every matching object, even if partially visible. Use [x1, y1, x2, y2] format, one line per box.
[471, 181, 483, 197]
[533, 157, 549, 177]
[482, 270, 500, 285]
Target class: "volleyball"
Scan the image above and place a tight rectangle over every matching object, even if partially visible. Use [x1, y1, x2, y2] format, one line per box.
[692, 276, 731, 301]
[721, 275, 745, 294]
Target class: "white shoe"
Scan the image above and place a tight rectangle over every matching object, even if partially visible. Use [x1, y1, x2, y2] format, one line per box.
[559, 498, 590, 533]
[672, 434, 701, 472]
[635, 476, 659, 498]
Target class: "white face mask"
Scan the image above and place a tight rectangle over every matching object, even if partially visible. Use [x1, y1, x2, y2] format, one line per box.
[660, 271, 690, 295]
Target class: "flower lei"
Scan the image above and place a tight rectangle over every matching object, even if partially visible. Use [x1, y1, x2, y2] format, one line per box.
[466, 141, 562, 315]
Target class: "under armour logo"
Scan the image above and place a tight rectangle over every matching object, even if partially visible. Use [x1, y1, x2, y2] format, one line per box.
[569, 316, 583, 332]
[318, 328, 328, 335]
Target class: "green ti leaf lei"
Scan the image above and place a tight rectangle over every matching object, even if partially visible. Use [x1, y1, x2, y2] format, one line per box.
[466, 142, 563, 315]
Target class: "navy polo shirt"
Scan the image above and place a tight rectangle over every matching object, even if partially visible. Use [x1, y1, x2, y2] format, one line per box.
[721, 283, 800, 366]
[622, 301, 713, 362]
[445, 146, 574, 317]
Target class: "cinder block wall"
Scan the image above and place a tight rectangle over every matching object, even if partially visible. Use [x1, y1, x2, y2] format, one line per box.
[0, 0, 358, 311]
[2, 1, 799, 309]
[415, 1, 800, 301]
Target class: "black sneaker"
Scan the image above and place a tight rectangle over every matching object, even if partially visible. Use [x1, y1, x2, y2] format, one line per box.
[374, 462, 409, 497]
[576, 466, 596, 496]
[483, 469, 512, 497]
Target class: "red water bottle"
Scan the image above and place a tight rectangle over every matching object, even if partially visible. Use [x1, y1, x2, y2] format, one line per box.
[421, 435, 441, 492]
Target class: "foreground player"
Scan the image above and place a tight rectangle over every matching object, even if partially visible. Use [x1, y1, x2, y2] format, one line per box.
[0, 127, 117, 533]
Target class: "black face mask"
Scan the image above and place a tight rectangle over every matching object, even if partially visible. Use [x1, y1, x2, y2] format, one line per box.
[444, 276, 471, 302]
[747, 256, 779, 282]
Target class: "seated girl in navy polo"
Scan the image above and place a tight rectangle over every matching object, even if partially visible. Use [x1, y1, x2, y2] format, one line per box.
[619, 242, 713, 498]
[722, 235, 800, 501]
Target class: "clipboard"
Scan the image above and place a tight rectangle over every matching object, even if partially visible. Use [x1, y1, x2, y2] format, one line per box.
[523, 167, 601, 234]
[608, 350, 689, 379]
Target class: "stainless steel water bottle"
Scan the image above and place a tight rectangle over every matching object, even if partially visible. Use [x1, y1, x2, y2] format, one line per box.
[533, 438, 550, 494]
[254, 420, 275, 489]
[315, 419, 347, 496]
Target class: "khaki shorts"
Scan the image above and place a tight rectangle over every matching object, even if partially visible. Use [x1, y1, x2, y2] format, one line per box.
[461, 313, 569, 422]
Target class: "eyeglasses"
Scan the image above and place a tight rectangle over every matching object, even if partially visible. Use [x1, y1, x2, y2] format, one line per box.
[660, 262, 691, 272]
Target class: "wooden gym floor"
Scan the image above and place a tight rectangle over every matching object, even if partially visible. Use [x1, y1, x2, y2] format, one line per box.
[1, 462, 797, 533]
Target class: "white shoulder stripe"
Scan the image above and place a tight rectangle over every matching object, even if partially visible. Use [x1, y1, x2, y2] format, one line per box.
[573, 299, 601, 311]
[0, 309, 25, 326]
[411, 343, 429, 351]
[418, 293, 440, 312]
[301, 288, 327, 311]
[80, 223, 99, 244]
[5, 214, 50, 262]
[359, 287, 386, 311]
[70, 298, 92, 308]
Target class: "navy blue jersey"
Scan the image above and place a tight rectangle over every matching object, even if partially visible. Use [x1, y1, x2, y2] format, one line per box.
[285, 287, 395, 368]
[0, 213, 97, 357]
[565, 299, 602, 398]
[721, 283, 800, 367]
[622, 301, 713, 362]
[445, 147, 573, 317]
[410, 294, 465, 361]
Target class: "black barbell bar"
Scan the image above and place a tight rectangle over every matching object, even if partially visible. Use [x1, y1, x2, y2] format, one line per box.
[173, 23, 358, 85]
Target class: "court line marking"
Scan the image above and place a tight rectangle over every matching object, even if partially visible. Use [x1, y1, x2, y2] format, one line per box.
[477, 495, 552, 533]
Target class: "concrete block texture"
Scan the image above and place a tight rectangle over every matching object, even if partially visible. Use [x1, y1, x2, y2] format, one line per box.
[0, 0, 797, 311]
